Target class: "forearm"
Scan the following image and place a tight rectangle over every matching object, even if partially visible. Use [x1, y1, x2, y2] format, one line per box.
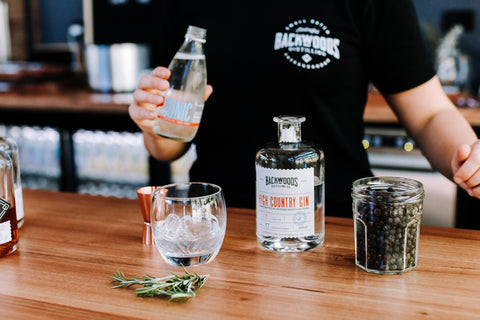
[411, 108, 477, 180]
[384, 76, 478, 181]
[142, 129, 189, 162]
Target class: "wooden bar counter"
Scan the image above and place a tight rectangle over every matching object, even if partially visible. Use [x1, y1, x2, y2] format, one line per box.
[1, 189, 479, 319]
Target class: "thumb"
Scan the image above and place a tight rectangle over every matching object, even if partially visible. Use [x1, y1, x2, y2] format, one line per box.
[452, 144, 471, 172]
[205, 85, 213, 101]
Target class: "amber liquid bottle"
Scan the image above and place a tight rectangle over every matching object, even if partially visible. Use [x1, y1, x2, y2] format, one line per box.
[0, 136, 24, 228]
[0, 150, 18, 257]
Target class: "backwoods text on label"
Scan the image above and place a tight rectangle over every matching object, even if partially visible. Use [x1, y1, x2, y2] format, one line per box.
[258, 194, 310, 209]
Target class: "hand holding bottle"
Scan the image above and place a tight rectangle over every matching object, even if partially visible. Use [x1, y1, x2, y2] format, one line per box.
[129, 67, 212, 161]
[129, 26, 211, 160]
[130, 67, 172, 129]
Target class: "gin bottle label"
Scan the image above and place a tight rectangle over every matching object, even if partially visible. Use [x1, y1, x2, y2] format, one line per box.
[256, 166, 315, 237]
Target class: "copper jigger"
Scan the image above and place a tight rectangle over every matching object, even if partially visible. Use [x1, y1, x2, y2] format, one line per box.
[136, 186, 158, 245]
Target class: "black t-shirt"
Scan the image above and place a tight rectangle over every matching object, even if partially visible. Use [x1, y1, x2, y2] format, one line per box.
[153, 0, 436, 217]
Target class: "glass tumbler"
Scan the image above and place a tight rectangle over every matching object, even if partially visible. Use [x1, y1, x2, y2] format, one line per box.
[352, 177, 424, 274]
[151, 182, 226, 267]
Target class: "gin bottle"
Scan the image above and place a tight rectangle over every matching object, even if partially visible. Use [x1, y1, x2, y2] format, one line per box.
[153, 25, 207, 142]
[255, 116, 325, 252]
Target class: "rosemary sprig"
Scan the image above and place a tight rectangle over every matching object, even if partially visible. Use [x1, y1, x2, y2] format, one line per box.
[110, 265, 209, 301]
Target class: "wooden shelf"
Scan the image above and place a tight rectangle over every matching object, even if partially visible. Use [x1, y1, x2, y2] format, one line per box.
[364, 91, 480, 127]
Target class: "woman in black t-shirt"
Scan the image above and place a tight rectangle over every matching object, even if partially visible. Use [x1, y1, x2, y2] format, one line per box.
[129, 0, 480, 217]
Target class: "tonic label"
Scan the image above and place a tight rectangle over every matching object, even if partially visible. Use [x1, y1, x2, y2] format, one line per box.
[158, 97, 202, 126]
[256, 166, 315, 237]
[0, 198, 10, 221]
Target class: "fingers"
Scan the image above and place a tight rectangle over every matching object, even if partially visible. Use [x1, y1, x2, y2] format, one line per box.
[205, 85, 213, 100]
[151, 67, 171, 79]
[133, 88, 164, 108]
[129, 66, 214, 131]
[464, 175, 480, 197]
[130, 67, 172, 123]
[453, 141, 480, 197]
[138, 74, 170, 92]
[128, 102, 156, 122]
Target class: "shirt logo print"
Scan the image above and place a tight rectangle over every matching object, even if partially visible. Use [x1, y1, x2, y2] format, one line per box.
[274, 19, 341, 70]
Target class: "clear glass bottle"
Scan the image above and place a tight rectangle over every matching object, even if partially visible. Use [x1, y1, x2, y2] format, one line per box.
[255, 116, 325, 252]
[0, 150, 18, 257]
[0, 137, 24, 228]
[153, 25, 207, 142]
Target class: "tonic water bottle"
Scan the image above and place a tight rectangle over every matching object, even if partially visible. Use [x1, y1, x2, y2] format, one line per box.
[255, 116, 325, 252]
[153, 25, 207, 142]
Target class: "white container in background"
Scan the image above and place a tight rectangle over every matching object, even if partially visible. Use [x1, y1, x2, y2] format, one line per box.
[85, 43, 150, 93]
[0, 0, 11, 63]
[109, 43, 150, 92]
[85, 44, 111, 93]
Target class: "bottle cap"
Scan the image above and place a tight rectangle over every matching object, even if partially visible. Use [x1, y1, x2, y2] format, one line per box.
[274, 115, 305, 143]
[186, 25, 207, 43]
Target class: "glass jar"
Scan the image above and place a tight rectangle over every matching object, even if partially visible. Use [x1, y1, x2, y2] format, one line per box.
[351, 176, 424, 274]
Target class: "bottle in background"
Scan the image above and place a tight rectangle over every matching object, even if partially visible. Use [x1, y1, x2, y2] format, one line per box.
[153, 25, 207, 142]
[255, 116, 325, 252]
[0, 149, 18, 257]
[0, 137, 24, 228]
